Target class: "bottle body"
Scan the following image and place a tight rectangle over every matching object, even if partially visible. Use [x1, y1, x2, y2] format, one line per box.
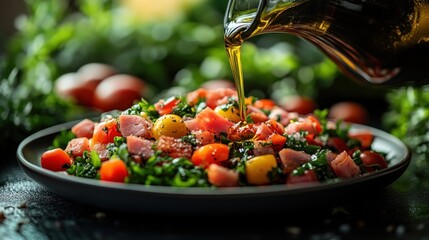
[225, 0, 429, 85]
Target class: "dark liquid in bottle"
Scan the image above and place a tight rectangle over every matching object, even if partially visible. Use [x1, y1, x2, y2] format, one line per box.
[225, 0, 429, 105]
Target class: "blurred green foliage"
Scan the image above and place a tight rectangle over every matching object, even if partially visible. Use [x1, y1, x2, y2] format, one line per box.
[383, 86, 429, 179]
[0, 0, 337, 148]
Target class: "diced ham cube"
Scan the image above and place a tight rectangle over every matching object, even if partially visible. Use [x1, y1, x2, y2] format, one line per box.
[330, 151, 361, 178]
[119, 114, 153, 139]
[71, 119, 95, 138]
[91, 142, 110, 161]
[65, 137, 91, 157]
[156, 136, 193, 159]
[207, 164, 239, 187]
[253, 141, 276, 156]
[126, 136, 155, 160]
[278, 148, 311, 173]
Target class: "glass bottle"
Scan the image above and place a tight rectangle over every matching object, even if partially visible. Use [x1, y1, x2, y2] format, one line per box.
[224, 0, 429, 86]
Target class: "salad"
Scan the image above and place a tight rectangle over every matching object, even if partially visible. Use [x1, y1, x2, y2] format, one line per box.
[40, 88, 388, 187]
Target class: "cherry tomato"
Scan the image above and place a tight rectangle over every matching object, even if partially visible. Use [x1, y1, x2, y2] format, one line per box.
[329, 101, 369, 124]
[100, 158, 129, 182]
[92, 74, 146, 111]
[282, 95, 317, 115]
[191, 143, 230, 168]
[41, 148, 72, 172]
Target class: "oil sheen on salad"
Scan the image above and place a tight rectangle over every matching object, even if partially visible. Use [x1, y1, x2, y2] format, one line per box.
[40, 88, 388, 187]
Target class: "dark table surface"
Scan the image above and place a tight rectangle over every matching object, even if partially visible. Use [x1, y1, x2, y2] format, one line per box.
[2, 144, 429, 240]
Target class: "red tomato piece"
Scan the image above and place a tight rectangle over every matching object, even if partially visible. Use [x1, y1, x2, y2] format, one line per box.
[349, 131, 374, 149]
[41, 148, 72, 172]
[100, 158, 129, 182]
[327, 137, 349, 153]
[270, 134, 287, 151]
[191, 143, 230, 168]
[360, 150, 388, 172]
[154, 97, 180, 115]
[306, 115, 322, 133]
[92, 119, 122, 145]
[329, 101, 369, 125]
[254, 99, 276, 110]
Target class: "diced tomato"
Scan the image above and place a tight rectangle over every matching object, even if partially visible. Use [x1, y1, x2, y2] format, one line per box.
[41, 148, 72, 172]
[186, 88, 207, 106]
[227, 122, 257, 141]
[100, 158, 129, 182]
[349, 130, 374, 149]
[360, 150, 388, 172]
[191, 143, 230, 168]
[327, 137, 349, 153]
[92, 119, 122, 145]
[154, 97, 180, 115]
[306, 115, 322, 133]
[305, 134, 323, 147]
[207, 164, 239, 187]
[254, 99, 276, 110]
[287, 170, 318, 185]
[270, 134, 287, 151]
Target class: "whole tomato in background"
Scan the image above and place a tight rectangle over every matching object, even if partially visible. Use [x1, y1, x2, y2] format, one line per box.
[55, 63, 147, 112]
[328, 101, 369, 125]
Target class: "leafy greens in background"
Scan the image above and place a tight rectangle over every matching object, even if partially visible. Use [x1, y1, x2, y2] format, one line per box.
[0, 0, 337, 149]
[383, 86, 429, 179]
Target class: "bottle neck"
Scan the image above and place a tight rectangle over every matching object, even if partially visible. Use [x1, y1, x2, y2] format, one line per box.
[224, 0, 268, 40]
